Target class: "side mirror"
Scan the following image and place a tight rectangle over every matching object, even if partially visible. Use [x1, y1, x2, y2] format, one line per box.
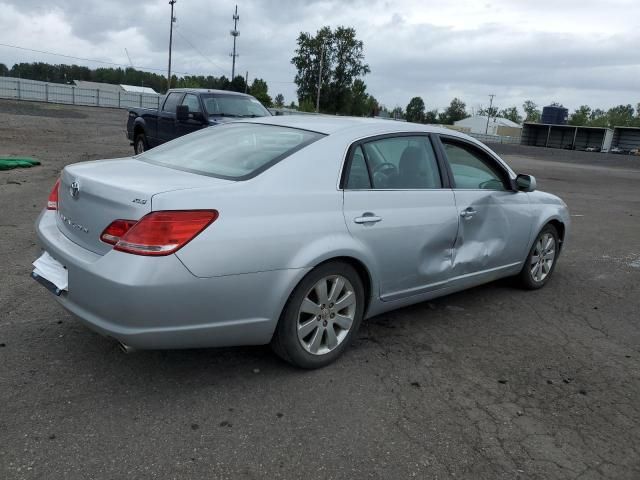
[176, 104, 189, 122]
[515, 174, 536, 192]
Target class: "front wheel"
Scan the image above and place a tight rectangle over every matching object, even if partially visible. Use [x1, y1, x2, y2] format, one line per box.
[518, 224, 559, 289]
[271, 262, 365, 369]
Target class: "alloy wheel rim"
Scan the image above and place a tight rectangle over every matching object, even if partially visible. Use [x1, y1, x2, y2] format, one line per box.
[530, 232, 556, 282]
[297, 275, 356, 355]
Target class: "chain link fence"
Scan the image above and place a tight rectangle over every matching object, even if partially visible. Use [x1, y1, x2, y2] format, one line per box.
[0, 76, 160, 109]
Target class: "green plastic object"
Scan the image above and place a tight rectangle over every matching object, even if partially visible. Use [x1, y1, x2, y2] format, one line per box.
[0, 157, 41, 170]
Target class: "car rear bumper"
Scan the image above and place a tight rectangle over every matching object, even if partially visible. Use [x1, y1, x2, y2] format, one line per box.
[35, 210, 307, 350]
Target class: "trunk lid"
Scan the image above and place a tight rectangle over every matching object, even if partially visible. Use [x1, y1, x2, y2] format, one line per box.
[57, 158, 232, 255]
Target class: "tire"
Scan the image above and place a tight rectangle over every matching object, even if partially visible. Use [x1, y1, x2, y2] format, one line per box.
[271, 261, 365, 369]
[517, 224, 559, 290]
[134, 133, 148, 155]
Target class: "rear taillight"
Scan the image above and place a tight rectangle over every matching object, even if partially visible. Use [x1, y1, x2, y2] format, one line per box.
[101, 210, 218, 256]
[47, 179, 60, 210]
[100, 219, 137, 245]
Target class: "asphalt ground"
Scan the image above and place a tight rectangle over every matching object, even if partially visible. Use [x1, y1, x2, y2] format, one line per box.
[1, 99, 639, 479]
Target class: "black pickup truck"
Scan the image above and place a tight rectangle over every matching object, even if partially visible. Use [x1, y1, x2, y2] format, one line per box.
[126, 88, 271, 154]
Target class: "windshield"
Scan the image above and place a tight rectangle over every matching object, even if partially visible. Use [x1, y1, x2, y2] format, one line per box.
[202, 94, 271, 118]
[137, 123, 324, 180]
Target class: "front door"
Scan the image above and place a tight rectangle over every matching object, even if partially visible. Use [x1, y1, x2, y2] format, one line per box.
[438, 137, 532, 279]
[342, 135, 459, 301]
[175, 93, 207, 137]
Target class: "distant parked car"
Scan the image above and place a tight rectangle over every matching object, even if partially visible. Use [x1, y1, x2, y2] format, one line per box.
[33, 117, 570, 368]
[631, 148, 640, 156]
[610, 147, 627, 154]
[585, 146, 601, 152]
[126, 88, 271, 155]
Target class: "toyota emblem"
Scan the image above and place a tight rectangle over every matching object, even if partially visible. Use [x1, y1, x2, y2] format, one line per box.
[70, 181, 80, 198]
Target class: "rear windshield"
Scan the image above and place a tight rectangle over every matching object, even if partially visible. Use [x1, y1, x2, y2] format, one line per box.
[138, 123, 324, 180]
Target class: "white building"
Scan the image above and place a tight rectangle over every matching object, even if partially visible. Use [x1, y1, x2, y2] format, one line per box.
[73, 80, 157, 95]
[454, 116, 522, 136]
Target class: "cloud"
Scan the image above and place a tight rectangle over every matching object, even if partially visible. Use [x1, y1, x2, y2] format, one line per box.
[0, 0, 638, 113]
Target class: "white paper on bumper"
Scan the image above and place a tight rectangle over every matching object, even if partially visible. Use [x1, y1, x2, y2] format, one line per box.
[33, 251, 68, 291]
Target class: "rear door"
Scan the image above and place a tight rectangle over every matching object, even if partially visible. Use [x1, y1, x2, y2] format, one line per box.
[436, 136, 532, 279]
[342, 134, 459, 301]
[157, 92, 183, 143]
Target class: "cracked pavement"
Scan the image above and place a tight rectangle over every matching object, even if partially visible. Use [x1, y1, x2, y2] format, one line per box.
[1, 100, 639, 479]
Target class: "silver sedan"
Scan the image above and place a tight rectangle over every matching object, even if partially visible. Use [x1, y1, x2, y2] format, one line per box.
[33, 116, 569, 368]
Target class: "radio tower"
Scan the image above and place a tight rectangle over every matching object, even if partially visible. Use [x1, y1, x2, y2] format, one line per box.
[230, 5, 240, 80]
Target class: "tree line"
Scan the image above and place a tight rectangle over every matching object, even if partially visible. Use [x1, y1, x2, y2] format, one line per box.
[0, 61, 287, 108]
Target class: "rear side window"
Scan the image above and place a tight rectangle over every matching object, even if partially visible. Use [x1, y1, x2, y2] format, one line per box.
[345, 146, 371, 189]
[348, 136, 441, 189]
[162, 92, 182, 113]
[138, 123, 324, 180]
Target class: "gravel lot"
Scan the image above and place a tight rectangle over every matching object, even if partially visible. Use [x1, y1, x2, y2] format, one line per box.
[1, 99, 639, 480]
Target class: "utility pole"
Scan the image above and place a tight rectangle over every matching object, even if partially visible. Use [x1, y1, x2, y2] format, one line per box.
[167, 0, 177, 91]
[230, 5, 240, 80]
[485, 94, 495, 134]
[316, 43, 326, 113]
[244, 71, 248, 93]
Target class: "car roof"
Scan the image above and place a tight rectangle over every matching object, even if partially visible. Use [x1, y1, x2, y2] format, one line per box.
[244, 114, 476, 140]
[168, 88, 252, 97]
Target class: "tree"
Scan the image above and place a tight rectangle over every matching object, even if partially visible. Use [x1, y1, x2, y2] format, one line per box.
[405, 96, 426, 123]
[499, 106, 523, 124]
[606, 104, 634, 127]
[424, 109, 439, 124]
[477, 106, 498, 118]
[249, 78, 272, 107]
[274, 93, 285, 108]
[349, 79, 372, 116]
[439, 98, 467, 124]
[569, 105, 591, 126]
[228, 75, 247, 93]
[390, 106, 404, 120]
[523, 100, 541, 123]
[291, 25, 370, 114]
[0, 63, 9, 76]
[589, 109, 608, 127]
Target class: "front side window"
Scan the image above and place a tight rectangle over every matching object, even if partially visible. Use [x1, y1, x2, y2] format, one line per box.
[360, 136, 441, 189]
[162, 92, 182, 113]
[138, 123, 323, 179]
[442, 140, 508, 190]
[181, 94, 201, 113]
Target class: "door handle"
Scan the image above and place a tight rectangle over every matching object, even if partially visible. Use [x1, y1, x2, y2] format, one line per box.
[354, 213, 382, 224]
[460, 208, 477, 219]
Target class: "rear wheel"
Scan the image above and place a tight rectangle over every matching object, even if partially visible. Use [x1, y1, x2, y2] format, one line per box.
[518, 224, 559, 289]
[271, 262, 365, 369]
[134, 133, 148, 155]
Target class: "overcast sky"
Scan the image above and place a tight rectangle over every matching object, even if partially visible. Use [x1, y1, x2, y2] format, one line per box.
[1, 0, 638, 114]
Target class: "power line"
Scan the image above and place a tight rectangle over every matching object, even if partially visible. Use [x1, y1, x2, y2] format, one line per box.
[0, 41, 193, 76]
[174, 29, 227, 75]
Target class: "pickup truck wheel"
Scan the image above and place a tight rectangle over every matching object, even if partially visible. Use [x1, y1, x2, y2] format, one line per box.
[134, 133, 148, 155]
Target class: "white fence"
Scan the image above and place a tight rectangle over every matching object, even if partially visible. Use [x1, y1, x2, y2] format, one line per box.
[0, 76, 161, 109]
